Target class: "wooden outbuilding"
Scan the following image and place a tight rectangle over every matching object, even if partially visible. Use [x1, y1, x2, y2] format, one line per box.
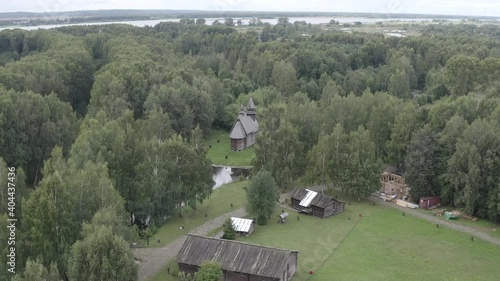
[290, 188, 345, 218]
[419, 196, 441, 209]
[380, 166, 409, 199]
[177, 235, 298, 281]
[230, 217, 255, 236]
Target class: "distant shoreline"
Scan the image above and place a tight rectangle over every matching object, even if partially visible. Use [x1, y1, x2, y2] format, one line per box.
[1, 10, 498, 30]
[1, 9, 499, 20]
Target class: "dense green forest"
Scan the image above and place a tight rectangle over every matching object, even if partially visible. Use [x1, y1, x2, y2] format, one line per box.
[1, 20, 500, 280]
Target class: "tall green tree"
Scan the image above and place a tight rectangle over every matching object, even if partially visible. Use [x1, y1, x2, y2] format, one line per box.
[222, 217, 236, 240]
[271, 61, 297, 97]
[21, 148, 77, 273]
[388, 70, 411, 99]
[386, 103, 425, 170]
[67, 160, 125, 227]
[11, 259, 59, 281]
[135, 132, 213, 225]
[69, 111, 137, 216]
[305, 134, 333, 186]
[253, 104, 304, 189]
[443, 55, 479, 96]
[0, 90, 78, 184]
[340, 127, 381, 200]
[247, 170, 278, 225]
[446, 119, 500, 220]
[405, 126, 443, 202]
[82, 207, 138, 243]
[68, 225, 138, 281]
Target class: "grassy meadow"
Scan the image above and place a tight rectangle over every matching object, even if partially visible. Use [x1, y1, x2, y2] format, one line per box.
[206, 129, 255, 167]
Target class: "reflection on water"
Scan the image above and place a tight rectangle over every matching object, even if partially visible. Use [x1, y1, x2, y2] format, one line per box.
[213, 166, 235, 189]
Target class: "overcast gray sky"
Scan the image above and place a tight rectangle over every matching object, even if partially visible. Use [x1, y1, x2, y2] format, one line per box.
[1, 0, 499, 17]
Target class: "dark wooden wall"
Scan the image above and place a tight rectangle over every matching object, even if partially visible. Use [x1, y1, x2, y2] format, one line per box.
[291, 198, 301, 209]
[312, 206, 325, 218]
[178, 263, 198, 277]
[231, 138, 245, 151]
[226, 271, 249, 281]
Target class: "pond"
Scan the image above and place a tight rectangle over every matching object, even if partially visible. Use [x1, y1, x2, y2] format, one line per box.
[212, 166, 251, 189]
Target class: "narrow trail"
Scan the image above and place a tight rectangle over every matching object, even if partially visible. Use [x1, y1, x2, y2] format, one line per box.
[368, 195, 500, 246]
[133, 208, 247, 281]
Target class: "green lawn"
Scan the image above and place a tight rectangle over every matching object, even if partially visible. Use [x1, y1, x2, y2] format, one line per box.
[237, 191, 500, 281]
[149, 180, 248, 248]
[416, 207, 500, 239]
[206, 129, 255, 167]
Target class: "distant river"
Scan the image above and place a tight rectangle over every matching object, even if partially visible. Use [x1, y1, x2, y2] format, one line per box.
[0, 16, 469, 31]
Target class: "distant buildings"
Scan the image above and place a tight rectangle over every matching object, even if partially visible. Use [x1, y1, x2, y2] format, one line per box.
[177, 235, 298, 281]
[229, 97, 258, 151]
[290, 188, 345, 218]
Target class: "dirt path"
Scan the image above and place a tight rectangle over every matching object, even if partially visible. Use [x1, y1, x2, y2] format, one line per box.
[133, 208, 247, 281]
[368, 195, 500, 246]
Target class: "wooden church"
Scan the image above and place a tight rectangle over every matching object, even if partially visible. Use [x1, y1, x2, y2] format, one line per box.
[229, 97, 258, 151]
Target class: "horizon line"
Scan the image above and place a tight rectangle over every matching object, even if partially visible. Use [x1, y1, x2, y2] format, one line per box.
[0, 9, 498, 19]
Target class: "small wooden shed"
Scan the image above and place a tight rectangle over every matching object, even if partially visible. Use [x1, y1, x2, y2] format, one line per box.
[290, 188, 345, 218]
[177, 235, 298, 281]
[419, 196, 441, 209]
[230, 217, 255, 236]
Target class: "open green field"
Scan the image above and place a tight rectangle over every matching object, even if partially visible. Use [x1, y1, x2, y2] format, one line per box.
[149, 180, 248, 248]
[206, 129, 255, 167]
[237, 191, 500, 281]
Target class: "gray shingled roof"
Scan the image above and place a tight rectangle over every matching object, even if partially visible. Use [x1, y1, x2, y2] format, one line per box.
[291, 188, 343, 208]
[247, 97, 256, 110]
[229, 113, 258, 139]
[229, 120, 246, 139]
[238, 114, 258, 134]
[290, 188, 308, 201]
[177, 235, 297, 279]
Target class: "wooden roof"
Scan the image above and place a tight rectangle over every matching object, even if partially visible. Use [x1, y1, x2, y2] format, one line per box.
[177, 235, 297, 278]
[291, 188, 344, 209]
[229, 119, 246, 139]
[247, 97, 256, 110]
[229, 113, 258, 140]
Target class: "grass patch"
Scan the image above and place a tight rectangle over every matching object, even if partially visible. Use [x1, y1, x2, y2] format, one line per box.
[312, 206, 500, 281]
[149, 180, 248, 248]
[149, 259, 179, 281]
[207, 226, 223, 237]
[206, 129, 255, 166]
[236, 192, 500, 281]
